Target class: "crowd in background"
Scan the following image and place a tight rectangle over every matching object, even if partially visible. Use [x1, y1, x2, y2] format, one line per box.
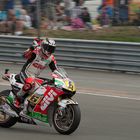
[0, 0, 33, 35]
[0, 0, 116, 35]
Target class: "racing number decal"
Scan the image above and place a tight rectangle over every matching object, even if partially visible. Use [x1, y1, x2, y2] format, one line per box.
[28, 94, 42, 105]
[68, 81, 73, 90]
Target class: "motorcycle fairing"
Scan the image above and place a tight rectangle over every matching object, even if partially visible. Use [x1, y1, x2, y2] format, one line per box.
[54, 78, 76, 92]
[32, 86, 63, 115]
[27, 111, 49, 123]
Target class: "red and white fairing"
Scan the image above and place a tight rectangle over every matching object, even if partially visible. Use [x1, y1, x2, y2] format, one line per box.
[33, 85, 63, 115]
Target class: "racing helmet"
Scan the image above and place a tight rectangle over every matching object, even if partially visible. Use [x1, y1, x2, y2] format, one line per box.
[41, 38, 56, 56]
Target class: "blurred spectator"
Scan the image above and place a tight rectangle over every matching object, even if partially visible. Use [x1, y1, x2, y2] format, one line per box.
[0, 1, 14, 33]
[0, 9, 29, 35]
[29, 0, 37, 28]
[5, 10, 17, 34]
[46, 0, 57, 30]
[112, 7, 120, 25]
[71, 17, 84, 29]
[119, 5, 129, 24]
[79, 7, 93, 30]
[61, 0, 84, 31]
[138, 7, 140, 28]
[71, 5, 82, 19]
[0, 5, 7, 33]
[0, 1, 4, 10]
[73, 0, 83, 6]
[0, 9, 7, 22]
[97, 3, 110, 27]
[21, 0, 29, 6]
[40, 0, 47, 15]
[55, 1, 65, 28]
[3, 0, 14, 11]
[136, 6, 140, 27]
[21, 0, 30, 11]
[20, 9, 32, 29]
[63, 0, 73, 25]
[106, 5, 113, 19]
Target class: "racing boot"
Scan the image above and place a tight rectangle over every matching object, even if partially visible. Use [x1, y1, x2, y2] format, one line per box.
[19, 99, 30, 118]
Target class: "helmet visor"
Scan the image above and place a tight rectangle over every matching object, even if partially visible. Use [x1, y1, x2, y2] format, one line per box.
[43, 44, 55, 54]
[48, 46, 55, 53]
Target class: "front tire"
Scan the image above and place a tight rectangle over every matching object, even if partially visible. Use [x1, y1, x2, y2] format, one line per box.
[0, 90, 17, 128]
[53, 104, 81, 135]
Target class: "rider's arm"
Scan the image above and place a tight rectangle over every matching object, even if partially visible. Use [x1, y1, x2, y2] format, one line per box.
[21, 52, 36, 72]
[49, 55, 57, 72]
[20, 52, 36, 82]
[23, 46, 35, 59]
[49, 61, 57, 72]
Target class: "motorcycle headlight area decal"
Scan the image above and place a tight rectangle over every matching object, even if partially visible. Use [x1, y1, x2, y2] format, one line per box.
[64, 80, 76, 92]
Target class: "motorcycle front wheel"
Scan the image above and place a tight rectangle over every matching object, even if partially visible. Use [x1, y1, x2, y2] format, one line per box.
[53, 104, 81, 135]
[0, 90, 17, 128]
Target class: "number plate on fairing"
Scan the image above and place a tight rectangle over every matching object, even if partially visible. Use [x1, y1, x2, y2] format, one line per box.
[28, 94, 43, 105]
[28, 86, 46, 105]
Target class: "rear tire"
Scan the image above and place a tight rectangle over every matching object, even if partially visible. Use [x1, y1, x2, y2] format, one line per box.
[0, 90, 17, 128]
[53, 104, 81, 135]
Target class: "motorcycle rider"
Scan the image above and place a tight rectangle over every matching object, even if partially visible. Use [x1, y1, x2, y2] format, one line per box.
[13, 38, 58, 116]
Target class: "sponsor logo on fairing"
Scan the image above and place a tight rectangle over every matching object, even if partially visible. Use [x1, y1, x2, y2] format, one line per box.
[40, 89, 57, 111]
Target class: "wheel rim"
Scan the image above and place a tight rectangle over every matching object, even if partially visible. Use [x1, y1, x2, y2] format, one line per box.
[0, 111, 10, 123]
[0, 96, 10, 123]
[54, 105, 74, 131]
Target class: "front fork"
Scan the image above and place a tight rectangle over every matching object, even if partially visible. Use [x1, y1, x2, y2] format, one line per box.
[58, 97, 78, 108]
[47, 97, 78, 126]
[58, 97, 78, 115]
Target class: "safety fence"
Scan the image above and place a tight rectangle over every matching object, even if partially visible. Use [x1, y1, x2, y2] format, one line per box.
[0, 35, 140, 73]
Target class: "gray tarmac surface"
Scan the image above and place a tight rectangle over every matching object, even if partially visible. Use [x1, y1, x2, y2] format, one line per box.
[0, 63, 140, 140]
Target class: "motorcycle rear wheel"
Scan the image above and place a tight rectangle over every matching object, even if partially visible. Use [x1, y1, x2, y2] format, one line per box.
[53, 104, 81, 135]
[0, 90, 17, 128]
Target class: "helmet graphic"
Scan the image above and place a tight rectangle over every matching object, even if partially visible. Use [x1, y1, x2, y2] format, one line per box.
[32, 38, 39, 47]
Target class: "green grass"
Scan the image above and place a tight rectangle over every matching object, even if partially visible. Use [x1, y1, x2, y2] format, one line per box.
[24, 26, 140, 42]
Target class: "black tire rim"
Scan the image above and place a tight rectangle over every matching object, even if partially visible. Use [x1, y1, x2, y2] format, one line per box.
[54, 105, 74, 131]
[0, 96, 10, 123]
[0, 111, 10, 123]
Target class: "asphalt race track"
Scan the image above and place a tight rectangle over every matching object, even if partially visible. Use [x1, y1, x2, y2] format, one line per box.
[0, 63, 140, 140]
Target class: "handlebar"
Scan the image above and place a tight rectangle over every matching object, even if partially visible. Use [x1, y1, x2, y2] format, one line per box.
[42, 79, 54, 85]
[37, 77, 54, 85]
[2, 69, 10, 81]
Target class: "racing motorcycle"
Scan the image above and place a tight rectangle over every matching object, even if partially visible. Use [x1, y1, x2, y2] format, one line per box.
[0, 68, 81, 135]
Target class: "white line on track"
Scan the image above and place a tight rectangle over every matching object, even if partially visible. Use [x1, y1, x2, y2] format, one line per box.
[1, 82, 140, 101]
[78, 91, 140, 101]
[0, 83, 9, 86]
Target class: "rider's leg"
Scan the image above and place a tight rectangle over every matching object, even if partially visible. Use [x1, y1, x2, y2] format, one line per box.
[19, 98, 29, 116]
[14, 77, 35, 109]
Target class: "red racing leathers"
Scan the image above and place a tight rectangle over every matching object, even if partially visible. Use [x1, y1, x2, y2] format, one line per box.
[15, 47, 57, 107]
[20, 47, 57, 83]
